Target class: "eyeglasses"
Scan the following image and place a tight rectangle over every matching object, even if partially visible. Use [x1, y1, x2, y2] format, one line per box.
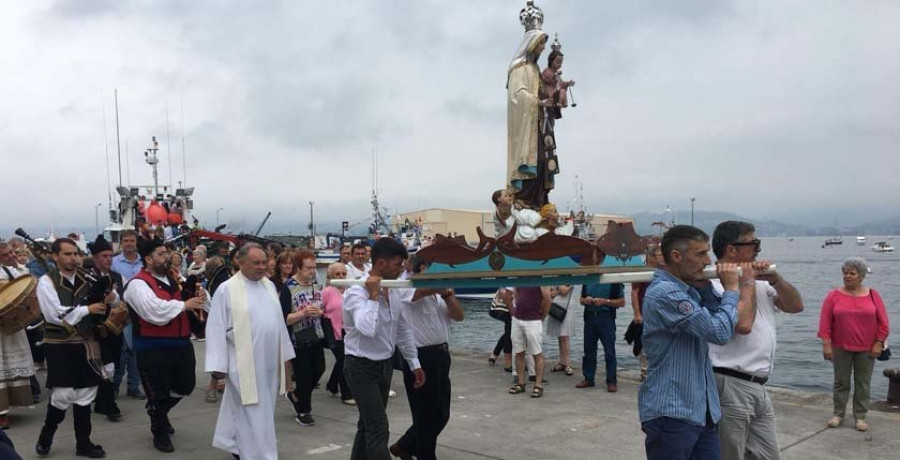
[732, 239, 761, 250]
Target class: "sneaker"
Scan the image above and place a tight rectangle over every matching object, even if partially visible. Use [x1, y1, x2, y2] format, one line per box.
[855, 419, 869, 431]
[294, 413, 315, 426]
[388, 390, 397, 398]
[342, 399, 357, 406]
[826, 416, 843, 428]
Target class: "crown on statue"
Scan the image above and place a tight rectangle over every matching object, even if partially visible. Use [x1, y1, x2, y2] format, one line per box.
[519, 1, 544, 32]
[551, 33, 562, 53]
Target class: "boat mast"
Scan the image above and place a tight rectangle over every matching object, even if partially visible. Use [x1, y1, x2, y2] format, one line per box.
[114, 89, 123, 187]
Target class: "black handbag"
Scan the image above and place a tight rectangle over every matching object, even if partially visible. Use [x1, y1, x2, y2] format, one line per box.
[548, 289, 573, 322]
[293, 323, 322, 349]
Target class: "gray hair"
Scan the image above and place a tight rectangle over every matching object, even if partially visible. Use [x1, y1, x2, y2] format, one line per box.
[237, 243, 265, 261]
[842, 257, 869, 278]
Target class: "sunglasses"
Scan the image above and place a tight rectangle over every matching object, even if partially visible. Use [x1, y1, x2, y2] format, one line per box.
[732, 238, 761, 250]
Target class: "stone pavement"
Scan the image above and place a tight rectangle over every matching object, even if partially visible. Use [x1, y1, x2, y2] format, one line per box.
[5, 343, 899, 459]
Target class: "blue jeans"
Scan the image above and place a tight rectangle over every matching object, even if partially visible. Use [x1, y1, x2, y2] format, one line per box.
[642, 416, 720, 460]
[582, 308, 616, 384]
[113, 324, 141, 394]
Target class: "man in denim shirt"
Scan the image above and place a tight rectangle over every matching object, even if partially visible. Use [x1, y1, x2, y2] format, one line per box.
[638, 225, 748, 460]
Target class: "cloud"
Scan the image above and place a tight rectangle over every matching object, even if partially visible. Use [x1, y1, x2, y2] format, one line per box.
[2, 1, 900, 239]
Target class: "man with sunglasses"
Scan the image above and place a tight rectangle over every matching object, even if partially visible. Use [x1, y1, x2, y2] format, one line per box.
[709, 221, 804, 460]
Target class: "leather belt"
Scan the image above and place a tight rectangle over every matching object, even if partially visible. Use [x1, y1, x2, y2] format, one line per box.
[713, 367, 768, 385]
[418, 342, 449, 352]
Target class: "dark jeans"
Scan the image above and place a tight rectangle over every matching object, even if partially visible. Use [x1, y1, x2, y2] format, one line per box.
[326, 341, 352, 401]
[642, 416, 720, 460]
[492, 315, 512, 356]
[345, 355, 393, 460]
[0, 429, 22, 460]
[583, 308, 617, 384]
[114, 327, 141, 395]
[398, 346, 452, 460]
[290, 345, 326, 414]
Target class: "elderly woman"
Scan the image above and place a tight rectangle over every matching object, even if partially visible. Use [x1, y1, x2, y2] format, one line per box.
[817, 257, 890, 431]
[186, 248, 207, 277]
[321, 262, 354, 404]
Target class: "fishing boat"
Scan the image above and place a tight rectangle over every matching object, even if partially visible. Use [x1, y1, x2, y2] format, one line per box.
[822, 237, 843, 247]
[872, 241, 895, 253]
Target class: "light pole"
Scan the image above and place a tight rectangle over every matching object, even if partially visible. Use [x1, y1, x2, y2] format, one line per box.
[690, 197, 696, 226]
[216, 207, 224, 227]
[94, 203, 102, 236]
[308, 201, 315, 241]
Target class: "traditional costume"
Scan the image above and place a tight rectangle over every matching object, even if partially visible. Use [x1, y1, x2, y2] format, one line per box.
[206, 272, 294, 460]
[34, 266, 106, 457]
[0, 264, 36, 428]
[122, 237, 202, 453]
[86, 235, 126, 422]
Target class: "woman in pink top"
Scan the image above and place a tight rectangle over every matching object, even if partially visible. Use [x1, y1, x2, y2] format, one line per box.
[322, 262, 354, 404]
[818, 257, 889, 431]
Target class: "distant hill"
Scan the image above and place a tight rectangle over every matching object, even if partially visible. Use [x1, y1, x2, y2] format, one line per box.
[631, 211, 900, 237]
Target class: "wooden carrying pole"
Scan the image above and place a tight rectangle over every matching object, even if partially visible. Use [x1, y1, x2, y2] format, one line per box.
[330, 265, 777, 289]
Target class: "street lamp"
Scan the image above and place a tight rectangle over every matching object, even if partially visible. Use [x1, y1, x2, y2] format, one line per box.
[690, 198, 696, 226]
[216, 207, 224, 227]
[94, 203, 102, 236]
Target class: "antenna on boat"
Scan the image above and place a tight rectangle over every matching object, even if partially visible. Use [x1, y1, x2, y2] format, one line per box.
[181, 99, 187, 186]
[166, 101, 173, 189]
[114, 89, 123, 187]
[102, 97, 113, 212]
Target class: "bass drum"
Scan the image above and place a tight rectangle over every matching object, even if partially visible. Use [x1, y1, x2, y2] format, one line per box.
[0, 275, 42, 335]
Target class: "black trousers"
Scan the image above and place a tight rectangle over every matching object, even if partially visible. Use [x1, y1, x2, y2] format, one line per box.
[326, 340, 352, 401]
[136, 345, 195, 433]
[492, 315, 512, 356]
[345, 355, 392, 460]
[289, 345, 325, 414]
[398, 345, 452, 460]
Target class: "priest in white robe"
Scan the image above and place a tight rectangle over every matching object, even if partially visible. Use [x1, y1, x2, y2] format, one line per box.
[205, 243, 295, 460]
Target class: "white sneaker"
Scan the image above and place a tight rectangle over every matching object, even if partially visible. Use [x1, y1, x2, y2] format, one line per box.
[388, 390, 397, 398]
[342, 399, 357, 406]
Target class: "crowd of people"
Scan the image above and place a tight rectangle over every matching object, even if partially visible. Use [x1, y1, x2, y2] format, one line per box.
[0, 218, 892, 460]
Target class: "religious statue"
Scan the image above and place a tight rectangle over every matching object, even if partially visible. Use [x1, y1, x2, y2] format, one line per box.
[541, 34, 575, 121]
[507, 1, 559, 211]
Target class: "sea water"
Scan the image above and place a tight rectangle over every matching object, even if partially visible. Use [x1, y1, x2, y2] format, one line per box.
[450, 236, 899, 399]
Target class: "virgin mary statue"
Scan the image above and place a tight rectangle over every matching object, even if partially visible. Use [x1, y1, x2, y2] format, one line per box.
[507, 2, 555, 211]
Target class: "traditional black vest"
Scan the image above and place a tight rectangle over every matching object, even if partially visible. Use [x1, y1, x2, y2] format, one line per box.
[43, 268, 91, 342]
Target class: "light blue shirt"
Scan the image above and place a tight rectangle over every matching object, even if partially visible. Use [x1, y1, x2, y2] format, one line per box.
[638, 268, 738, 426]
[111, 252, 142, 281]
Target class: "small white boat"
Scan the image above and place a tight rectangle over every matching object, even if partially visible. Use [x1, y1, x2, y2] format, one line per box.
[872, 242, 894, 253]
[856, 236, 866, 246]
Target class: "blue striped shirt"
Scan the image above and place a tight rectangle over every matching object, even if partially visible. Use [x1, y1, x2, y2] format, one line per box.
[638, 268, 738, 426]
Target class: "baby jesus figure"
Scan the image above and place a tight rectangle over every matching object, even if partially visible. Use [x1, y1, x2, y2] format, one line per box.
[541, 36, 575, 120]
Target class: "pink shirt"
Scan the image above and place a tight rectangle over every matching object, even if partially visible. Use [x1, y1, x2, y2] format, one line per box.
[321, 286, 344, 341]
[818, 288, 890, 352]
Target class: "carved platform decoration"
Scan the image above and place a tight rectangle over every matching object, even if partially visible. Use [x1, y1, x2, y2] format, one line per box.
[412, 221, 648, 289]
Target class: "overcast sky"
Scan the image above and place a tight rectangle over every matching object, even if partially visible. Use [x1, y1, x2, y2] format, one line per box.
[3, 0, 899, 236]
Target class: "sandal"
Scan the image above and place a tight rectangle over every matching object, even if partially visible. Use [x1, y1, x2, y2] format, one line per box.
[531, 385, 544, 398]
[550, 363, 566, 373]
[565, 366, 574, 376]
[504, 366, 513, 373]
[508, 384, 526, 395]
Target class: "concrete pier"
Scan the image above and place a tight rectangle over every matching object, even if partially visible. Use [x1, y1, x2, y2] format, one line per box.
[5, 344, 899, 459]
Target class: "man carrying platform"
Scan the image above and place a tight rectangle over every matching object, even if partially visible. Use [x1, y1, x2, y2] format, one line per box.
[123, 238, 208, 453]
[34, 238, 108, 458]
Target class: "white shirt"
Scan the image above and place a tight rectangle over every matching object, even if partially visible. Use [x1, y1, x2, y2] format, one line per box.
[493, 210, 515, 238]
[36, 273, 90, 327]
[391, 288, 456, 347]
[0, 264, 24, 280]
[708, 280, 779, 378]
[345, 262, 371, 281]
[342, 285, 420, 369]
[123, 272, 198, 326]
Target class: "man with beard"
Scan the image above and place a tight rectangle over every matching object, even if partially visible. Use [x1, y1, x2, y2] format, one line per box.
[34, 238, 108, 458]
[86, 235, 126, 422]
[123, 238, 208, 452]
